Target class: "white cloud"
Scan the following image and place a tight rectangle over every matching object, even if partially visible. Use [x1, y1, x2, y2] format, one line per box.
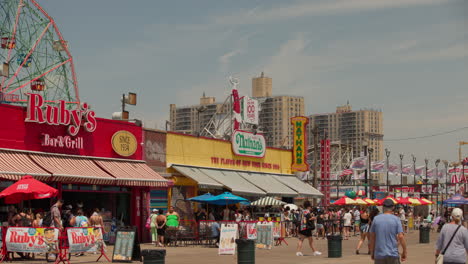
[219, 49, 242, 72]
[213, 0, 451, 25]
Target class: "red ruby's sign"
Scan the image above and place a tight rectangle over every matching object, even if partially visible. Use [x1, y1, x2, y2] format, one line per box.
[24, 93, 97, 136]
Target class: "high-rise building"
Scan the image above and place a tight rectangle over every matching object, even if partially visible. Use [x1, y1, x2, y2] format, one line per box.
[308, 103, 383, 164]
[169, 73, 304, 149]
[253, 73, 304, 149]
[169, 93, 229, 135]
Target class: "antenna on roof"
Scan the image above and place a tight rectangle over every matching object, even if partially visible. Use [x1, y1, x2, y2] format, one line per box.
[203, 91, 206, 97]
[347, 100, 349, 105]
[261, 72, 264, 77]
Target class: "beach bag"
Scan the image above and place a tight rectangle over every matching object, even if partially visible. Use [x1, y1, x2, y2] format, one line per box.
[436, 225, 461, 264]
[145, 214, 152, 229]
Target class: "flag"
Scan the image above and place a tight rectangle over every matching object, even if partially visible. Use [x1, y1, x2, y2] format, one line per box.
[340, 169, 353, 177]
[371, 161, 385, 173]
[414, 166, 425, 176]
[426, 168, 436, 178]
[387, 164, 400, 174]
[401, 164, 412, 175]
[352, 172, 365, 180]
[350, 157, 367, 170]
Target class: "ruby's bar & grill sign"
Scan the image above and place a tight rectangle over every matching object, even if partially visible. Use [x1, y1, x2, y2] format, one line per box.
[231, 130, 266, 158]
[291, 116, 309, 172]
[67, 227, 105, 253]
[5, 227, 59, 254]
[24, 93, 97, 149]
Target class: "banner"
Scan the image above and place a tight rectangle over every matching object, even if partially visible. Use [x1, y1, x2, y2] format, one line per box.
[5, 227, 59, 254]
[320, 139, 331, 205]
[272, 222, 281, 238]
[371, 161, 385, 173]
[256, 222, 273, 250]
[246, 223, 257, 240]
[291, 116, 309, 172]
[241, 96, 259, 125]
[67, 227, 105, 253]
[218, 224, 237, 255]
[350, 157, 367, 170]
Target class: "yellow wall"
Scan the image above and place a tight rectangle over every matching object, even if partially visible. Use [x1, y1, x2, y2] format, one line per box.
[166, 132, 292, 174]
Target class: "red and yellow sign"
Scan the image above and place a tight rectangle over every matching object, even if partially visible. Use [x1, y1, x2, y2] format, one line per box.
[291, 116, 309, 172]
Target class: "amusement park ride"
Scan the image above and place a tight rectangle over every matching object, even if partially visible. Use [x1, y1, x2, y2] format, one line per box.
[0, 0, 79, 105]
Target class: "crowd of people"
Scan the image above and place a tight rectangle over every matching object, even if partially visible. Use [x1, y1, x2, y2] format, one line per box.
[6, 199, 107, 259]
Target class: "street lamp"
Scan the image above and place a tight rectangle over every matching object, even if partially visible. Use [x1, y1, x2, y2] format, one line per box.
[411, 154, 417, 185]
[399, 154, 404, 186]
[443, 160, 449, 198]
[435, 159, 440, 212]
[385, 148, 391, 194]
[368, 148, 374, 198]
[424, 158, 429, 197]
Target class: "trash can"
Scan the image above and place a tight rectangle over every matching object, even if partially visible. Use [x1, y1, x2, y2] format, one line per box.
[327, 235, 342, 258]
[141, 249, 166, 264]
[419, 226, 430, 244]
[236, 239, 255, 264]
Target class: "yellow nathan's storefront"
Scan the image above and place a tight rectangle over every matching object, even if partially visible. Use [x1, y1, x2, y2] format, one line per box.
[165, 132, 322, 217]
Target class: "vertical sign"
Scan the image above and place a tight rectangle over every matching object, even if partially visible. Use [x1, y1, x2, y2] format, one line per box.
[291, 116, 309, 172]
[241, 96, 259, 125]
[320, 139, 331, 205]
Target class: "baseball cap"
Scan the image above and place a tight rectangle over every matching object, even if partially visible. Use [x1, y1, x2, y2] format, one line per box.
[382, 199, 395, 207]
[152, 209, 158, 213]
[451, 208, 463, 219]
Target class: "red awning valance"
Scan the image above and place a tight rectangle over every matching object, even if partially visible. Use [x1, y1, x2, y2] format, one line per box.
[0, 150, 51, 181]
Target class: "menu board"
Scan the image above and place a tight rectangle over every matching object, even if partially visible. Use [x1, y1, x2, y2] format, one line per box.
[111, 227, 140, 262]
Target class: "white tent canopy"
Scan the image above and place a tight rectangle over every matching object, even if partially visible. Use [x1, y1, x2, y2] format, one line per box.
[250, 197, 286, 207]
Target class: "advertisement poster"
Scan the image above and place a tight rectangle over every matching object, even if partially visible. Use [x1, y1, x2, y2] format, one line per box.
[218, 224, 238, 255]
[67, 227, 104, 253]
[112, 229, 136, 262]
[246, 223, 257, 240]
[5, 227, 59, 253]
[272, 222, 281, 238]
[256, 222, 273, 250]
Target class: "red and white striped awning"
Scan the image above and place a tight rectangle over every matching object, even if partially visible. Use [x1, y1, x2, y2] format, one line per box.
[94, 159, 169, 187]
[28, 153, 116, 185]
[0, 150, 51, 181]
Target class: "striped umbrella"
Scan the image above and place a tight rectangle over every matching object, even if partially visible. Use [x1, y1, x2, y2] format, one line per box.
[377, 196, 399, 206]
[408, 198, 422, 206]
[332, 196, 356, 205]
[396, 197, 412, 205]
[353, 198, 368, 205]
[251, 197, 286, 207]
[418, 198, 433, 205]
[363, 198, 376, 205]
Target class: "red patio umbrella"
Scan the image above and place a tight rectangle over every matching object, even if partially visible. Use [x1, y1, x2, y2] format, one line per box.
[396, 197, 412, 205]
[0, 175, 58, 204]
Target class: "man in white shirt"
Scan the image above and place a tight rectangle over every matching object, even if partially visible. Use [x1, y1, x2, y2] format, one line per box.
[353, 208, 361, 236]
[343, 210, 353, 239]
[399, 207, 407, 233]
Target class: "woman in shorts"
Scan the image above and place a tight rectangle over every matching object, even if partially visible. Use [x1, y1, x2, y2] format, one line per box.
[355, 209, 370, 255]
[296, 201, 321, 257]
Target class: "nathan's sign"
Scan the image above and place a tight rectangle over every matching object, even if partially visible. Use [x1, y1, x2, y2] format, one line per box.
[291, 116, 309, 172]
[25, 93, 97, 136]
[232, 130, 266, 158]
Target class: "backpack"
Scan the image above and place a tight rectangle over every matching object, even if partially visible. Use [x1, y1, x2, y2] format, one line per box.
[42, 211, 53, 227]
[145, 214, 152, 229]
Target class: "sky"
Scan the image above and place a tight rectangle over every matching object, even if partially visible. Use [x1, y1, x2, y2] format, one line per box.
[37, 0, 467, 164]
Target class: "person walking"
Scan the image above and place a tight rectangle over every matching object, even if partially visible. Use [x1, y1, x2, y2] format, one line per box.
[149, 209, 158, 245]
[343, 209, 352, 240]
[353, 207, 361, 236]
[369, 199, 407, 263]
[295, 201, 321, 257]
[156, 209, 167, 247]
[435, 208, 468, 264]
[356, 209, 371, 255]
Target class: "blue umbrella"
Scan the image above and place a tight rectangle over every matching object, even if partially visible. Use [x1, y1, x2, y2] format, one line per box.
[206, 192, 248, 206]
[443, 194, 468, 205]
[187, 193, 214, 203]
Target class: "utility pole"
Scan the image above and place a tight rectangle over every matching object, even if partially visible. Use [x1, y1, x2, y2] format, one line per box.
[312, 125, 319, 188]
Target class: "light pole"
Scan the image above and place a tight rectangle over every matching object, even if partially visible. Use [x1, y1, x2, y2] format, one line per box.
[435, 159, 440, 212]
[385, 148, 391, 194]
[424, 158, 429, 198]
[443, 160, 449, 199]
[411, 154, 416, 188]
[399, 154, 404, 187]
[368, 148, 374, 198]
